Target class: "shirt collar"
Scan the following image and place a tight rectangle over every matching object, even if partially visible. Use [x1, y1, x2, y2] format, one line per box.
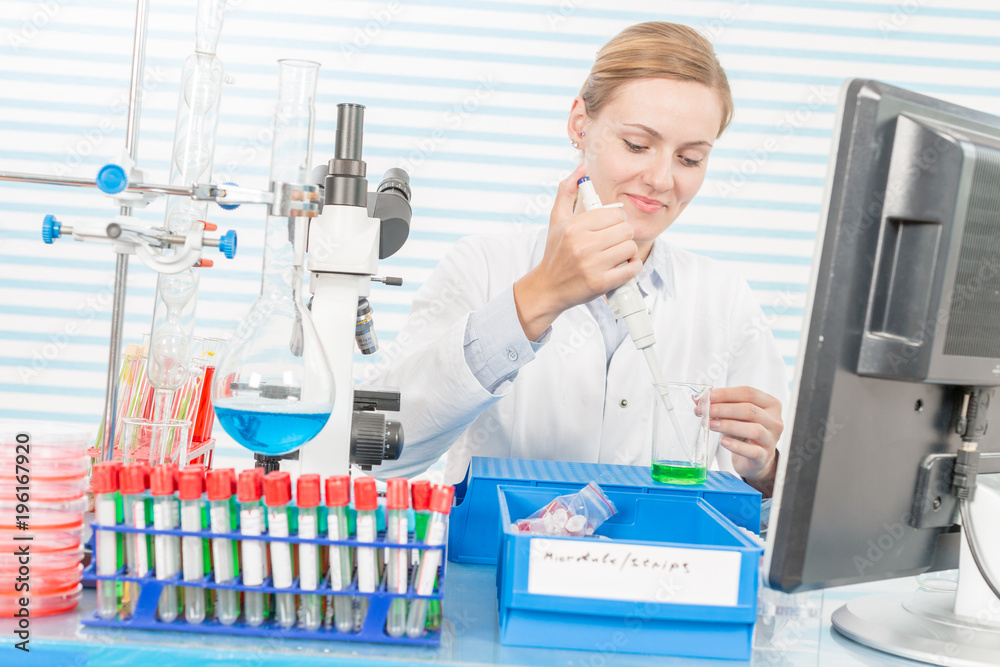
[636, 239, 675, 299]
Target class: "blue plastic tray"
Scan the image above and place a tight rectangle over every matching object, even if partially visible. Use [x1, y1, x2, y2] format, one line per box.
[496, 486, 762, 660]
[448, 457, 761, 564]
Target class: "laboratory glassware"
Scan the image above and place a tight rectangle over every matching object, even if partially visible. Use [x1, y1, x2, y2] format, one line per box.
[385, 478, 409, 637]
[147, 0, 228, 423]
[296, 474, 322, 630]
[406, 485, 453, 638]
[92, 462, 120, 620]
[207, 468, 239, 625]
[213, 60, 334, 457]
[120, 418, 191, 465]
[119, 463, 152, 618]
[354, 476, 379, 631]
[263, 471, 296, 628]
[237, 469, 267, 626]
[651, 382, 711, 484]
[324, 475, 354, 632]
[178, 466, 207, 624]
[151, 464, 180, 622]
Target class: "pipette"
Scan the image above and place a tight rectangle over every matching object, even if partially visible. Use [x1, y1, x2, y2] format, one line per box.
[237, 469, 266, 626]
[296, 474, 323, 631]
[324, 475, 354, 632]
[206, 468, 239, 625]
[385, 478, 409, 637]
[91, 462, 120, 620]
[263, 471, 297, 629]
[578, 177, 694, 463]
[178, 466, 207, 624]
[151, 464, 180, 622]
[354, 477, 380, 631]
[405, 484, 453, 638]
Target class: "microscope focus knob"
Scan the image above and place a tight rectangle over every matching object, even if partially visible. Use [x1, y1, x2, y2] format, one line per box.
[349, 411, 404, 469]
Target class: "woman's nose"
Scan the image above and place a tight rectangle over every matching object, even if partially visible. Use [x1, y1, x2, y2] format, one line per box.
[645, 158, 674, 192]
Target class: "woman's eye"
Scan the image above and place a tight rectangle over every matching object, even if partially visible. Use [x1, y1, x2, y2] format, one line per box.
[680, 156, 703, 167]
[623, 139, 647, 153]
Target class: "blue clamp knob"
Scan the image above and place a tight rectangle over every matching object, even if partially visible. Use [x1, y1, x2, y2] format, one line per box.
[218, 230, 237, 259]
[42, 214, 62, 244]
[96, 164, 128, 194]
[218, 182, 240, 210]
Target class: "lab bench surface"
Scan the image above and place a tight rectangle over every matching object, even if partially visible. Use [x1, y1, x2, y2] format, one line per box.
[1, 564, 929, 667]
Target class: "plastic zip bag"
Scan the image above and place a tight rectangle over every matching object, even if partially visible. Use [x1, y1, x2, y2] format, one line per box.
[513, 481, 617, 536]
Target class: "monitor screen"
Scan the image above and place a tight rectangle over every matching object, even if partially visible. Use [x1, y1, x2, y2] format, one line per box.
[765, 79, 1000, 593]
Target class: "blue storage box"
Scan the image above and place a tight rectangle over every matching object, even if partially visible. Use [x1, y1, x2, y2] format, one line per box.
[496, 485, 762, 660]
[449, 457, 761, 564]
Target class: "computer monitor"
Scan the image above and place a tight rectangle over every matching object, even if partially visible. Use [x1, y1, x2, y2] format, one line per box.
[764, 79, 1000, 664]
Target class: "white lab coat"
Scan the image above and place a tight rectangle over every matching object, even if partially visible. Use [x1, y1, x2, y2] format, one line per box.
[368, 227, 789, 484]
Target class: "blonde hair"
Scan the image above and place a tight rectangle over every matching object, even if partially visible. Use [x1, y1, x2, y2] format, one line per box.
[580, 22, 733, 138]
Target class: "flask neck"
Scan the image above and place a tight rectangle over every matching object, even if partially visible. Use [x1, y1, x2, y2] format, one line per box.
[260, 215, 308, 302]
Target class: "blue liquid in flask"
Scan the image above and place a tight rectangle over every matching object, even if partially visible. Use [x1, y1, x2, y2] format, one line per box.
[215, 405, 332, 455]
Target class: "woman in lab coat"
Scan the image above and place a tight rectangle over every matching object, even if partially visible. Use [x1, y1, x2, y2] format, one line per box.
[370, 22, 788, 496]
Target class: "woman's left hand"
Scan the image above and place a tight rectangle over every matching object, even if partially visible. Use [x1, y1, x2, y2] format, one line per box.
[708, 386, 783, 496]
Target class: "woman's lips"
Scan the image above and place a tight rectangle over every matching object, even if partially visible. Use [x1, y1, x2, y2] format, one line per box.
[626, 194, 665, 213]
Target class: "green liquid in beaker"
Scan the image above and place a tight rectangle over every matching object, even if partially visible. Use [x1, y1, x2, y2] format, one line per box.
[652, 461, 707, 485]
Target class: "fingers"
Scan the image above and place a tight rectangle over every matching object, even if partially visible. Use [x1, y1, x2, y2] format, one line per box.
[711, 385, 780, 410]
[549, 163, 588, 227]
[709, 418, 776, 449]
[709, 401, 782, 433]
[718, 436, 773, 466]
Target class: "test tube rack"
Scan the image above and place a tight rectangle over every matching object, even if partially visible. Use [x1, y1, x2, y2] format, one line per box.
[81, 507, 445, 646]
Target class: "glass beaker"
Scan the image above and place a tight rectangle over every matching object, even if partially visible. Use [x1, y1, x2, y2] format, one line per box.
[120, 418, 192, 465]
[212, 59, 333, 456]
[651, 382, 710, 484]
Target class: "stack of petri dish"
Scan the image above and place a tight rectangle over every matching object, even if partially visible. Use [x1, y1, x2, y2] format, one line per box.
[0, 422, 92, 617]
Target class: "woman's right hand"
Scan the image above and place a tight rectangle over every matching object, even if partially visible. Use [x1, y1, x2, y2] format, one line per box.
[513, 164, 641, 340]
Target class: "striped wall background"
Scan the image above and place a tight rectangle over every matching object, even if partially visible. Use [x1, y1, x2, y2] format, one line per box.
[2, 0, 999, 461]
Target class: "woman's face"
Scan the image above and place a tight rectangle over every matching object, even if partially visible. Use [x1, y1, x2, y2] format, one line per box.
[570, 78, 723, 254]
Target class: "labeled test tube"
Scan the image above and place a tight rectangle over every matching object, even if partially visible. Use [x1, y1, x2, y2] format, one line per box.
[151, 464, 180, 622]
[410, 480, 440, 631]
[324, 475, 353, 632]
[178, 466, 207, 624]
[264, 471, 296, 629]
[92, 462, 120, 620]
[206, 468, 239, 625]
[406, 485, 453, 638]
[237, 469, 266, 626]
[354, 476, 380, 631]
[385, 478, 410, 637]
[296, 474, 322, 630]
[119, 463, 152, 618]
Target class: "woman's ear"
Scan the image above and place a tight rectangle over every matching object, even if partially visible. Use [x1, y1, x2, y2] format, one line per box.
[567, 96, 587, 146]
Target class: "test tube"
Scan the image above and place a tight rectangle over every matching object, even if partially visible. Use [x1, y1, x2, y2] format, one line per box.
[406, 485, 454, 637]
[178, 466, 207, 624]
[410, 480, 441, 630]
[385, 478, 409, 637]
[151, 464, 180, 622]
[206, 468, 239, 625]
[119, 463, 152, 618]
[264, 471, 296, 629]
[296, 474, 322, 630]
[237, 469, 266, 626]
[324, 475, 353, 632]
[92, 462, 120, 620]
[354, 476, 380, 631]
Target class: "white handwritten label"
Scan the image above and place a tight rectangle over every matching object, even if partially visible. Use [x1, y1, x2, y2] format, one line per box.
[526, 538, 742, 607]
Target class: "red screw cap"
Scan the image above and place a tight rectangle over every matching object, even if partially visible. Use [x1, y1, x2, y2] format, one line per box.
[325, 476, 350, 507]
[354, 476, 377, 512]
[206, 468, 236, 501]
[429, 485, 455, 515]
[263, 471, 291, 507]
[178, 466, 205, 501]
[150, 464, 177, 496]
[237, 469, 262, 502]
[91, 461, 119, 495]
[411, 480, 431, 511]
[297, 474, 321, 508]
[119, 463, 149, 495]
[386, 478, 409, 510]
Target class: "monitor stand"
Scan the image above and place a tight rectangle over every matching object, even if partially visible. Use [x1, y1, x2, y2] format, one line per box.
[832, 477, 1000, 666]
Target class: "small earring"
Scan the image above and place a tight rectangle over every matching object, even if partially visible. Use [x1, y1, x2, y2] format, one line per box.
[579, 131, 585, 137]
[571, 140, 579, 148]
